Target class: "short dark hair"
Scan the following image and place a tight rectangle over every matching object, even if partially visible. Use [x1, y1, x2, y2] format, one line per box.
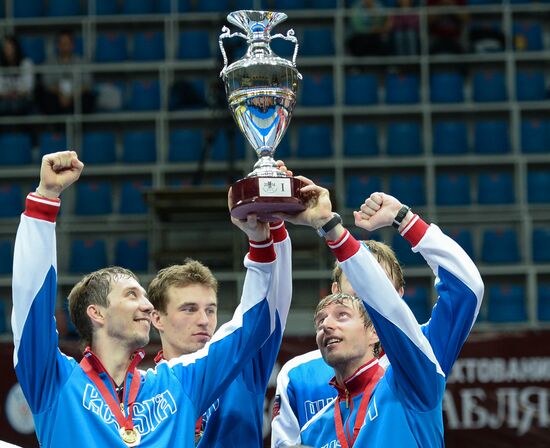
[68, 267, 139, 347]
[148, 259, 218, 314]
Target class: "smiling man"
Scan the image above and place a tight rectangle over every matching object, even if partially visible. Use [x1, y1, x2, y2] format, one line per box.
[274, 176, 484, 447]
[149, 219, 292, 447]
[12, 151, 291, 447]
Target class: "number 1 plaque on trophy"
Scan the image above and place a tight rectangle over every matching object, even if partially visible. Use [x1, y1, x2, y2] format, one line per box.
[219, 10, 306, 221]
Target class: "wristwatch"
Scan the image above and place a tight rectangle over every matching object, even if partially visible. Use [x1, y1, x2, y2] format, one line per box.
[316, 213, 342, 237]
[392, 205, 411, 229]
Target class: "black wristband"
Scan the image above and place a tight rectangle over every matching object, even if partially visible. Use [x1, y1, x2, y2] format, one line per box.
[317, 213, 342, 237]
[392, 205, 410, 229]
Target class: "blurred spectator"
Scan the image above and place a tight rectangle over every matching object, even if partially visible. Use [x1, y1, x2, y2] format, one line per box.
[0, 35, 35, 115]
[391, 0, 420, 55]
[40, 30, 95, 114]
[428, 0, 469, 54]
[346, 0, 392, 57]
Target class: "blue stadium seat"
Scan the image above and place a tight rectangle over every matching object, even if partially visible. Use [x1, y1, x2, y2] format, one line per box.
[133, 32, 165, 61]
[95, 33, 128, 62]
[389, 174, 426, 206]
[0, 240, 13, 274]
[345, 175, 382, 208]
[178, 0, 191, 11]
[301, 28, 334, 56]
[20, 36, 46, 64]
[521, 119, 549, 154]
[432, 121, 468, 155]
[270, 37, 293, 58]
[513, 22, 544, 51]
[446, 228, 475, 260]
[528, 171, 550, 203]
[127, 79, 161, 111]
[74, 182, 113, 215]
[403, 285, 430, 324]
[386, 122, 422, 156]
[115, 238, 149, 272]
[314, 0, 338, 7]
[0, 184, 22, 218]
[392, 233, 425, 266]
[345, 73, 378, 105]
[120, 180, 151, 214]
[47, 0, 82, 16]
[122, 131, 156, 163]
[532, 228, 550, 262]
[385, 73, 419, 104]
[233, 0, 255, 9]
[516, 71, 546, 101]
[169, 129, 203, 162]
[344, 124, 379, 157]
[487, 284, 527, 322]
[301, 74, 334, 106]
[39, 132, 67, 158]
[13, 0, 43, 17]
[472, 70, 507, 102]
[0, 133, 32, 165]
[474, 120, 510, 154]
[430, 72, 464, 103]
[69, 239, 108, 273]
[94, 0, 119, 14]
[481, 228, 520, 263]
[436, 174, 471, 206]
[82, 132, 116, 164]
[122, 0, 154, 14]
[195, 0, 228, 11]
[275, 135, 292, 159]
[210, 129, 246, 161]
[478, 172, 514, 204]
[273, 0, 307, 8]
[538, 284, 550, 321]
[296, 125, 332, 158]
[178, 31, 211, 59]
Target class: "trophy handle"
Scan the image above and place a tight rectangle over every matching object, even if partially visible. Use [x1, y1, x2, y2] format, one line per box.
[219, 26, 248, 76]
[271, 29, 301, 71]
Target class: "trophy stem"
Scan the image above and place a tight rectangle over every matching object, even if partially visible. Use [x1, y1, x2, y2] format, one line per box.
[250, 155, 285, 177]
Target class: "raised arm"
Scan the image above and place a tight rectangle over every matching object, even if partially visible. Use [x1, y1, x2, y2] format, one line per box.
[12, 151, 84, 413]
[280, 181, 445, 410]
[355, 193, 484, 375]
[167, 194, 292, 415]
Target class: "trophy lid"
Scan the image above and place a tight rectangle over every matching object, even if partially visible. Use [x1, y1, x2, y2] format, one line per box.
[227, 10, 288, 42]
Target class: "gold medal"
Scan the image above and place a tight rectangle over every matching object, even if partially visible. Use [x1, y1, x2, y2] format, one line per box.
[120, 426, 141, 447]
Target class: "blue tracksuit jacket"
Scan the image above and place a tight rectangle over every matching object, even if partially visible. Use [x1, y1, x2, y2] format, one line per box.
[11, 192, 290, 447]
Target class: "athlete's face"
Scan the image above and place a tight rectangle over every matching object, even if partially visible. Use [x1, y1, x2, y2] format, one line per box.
[315, 299, 378, 379]
[152, 284, 217, 357]
[103, 276, 152, 350]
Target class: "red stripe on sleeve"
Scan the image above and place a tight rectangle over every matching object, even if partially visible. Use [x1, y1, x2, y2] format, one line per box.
[24, 193, 60, 223]
[269, 221, 288, 243]
[248, 238, 276, 263]
[401, 215, 429, 247]
[327, 230, 361, 262]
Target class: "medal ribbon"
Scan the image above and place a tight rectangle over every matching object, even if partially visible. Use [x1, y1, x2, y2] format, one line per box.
[80, 347, 144, 433]
[334, 364, 384, 448]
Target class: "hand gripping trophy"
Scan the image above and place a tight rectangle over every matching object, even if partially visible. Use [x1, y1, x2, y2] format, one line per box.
[219, 10, 305, 221]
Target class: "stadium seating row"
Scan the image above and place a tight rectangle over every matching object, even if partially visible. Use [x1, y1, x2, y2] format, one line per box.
[1, 120, 548, 167]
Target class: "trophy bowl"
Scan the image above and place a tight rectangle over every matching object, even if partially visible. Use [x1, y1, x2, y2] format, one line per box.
[219, 10, 306, 221]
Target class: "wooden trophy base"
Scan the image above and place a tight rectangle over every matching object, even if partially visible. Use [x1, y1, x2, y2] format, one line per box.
[230, 176, 306, 221]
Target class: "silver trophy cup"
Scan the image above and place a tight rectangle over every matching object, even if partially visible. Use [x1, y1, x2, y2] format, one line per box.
[219, 10, 305, 221]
